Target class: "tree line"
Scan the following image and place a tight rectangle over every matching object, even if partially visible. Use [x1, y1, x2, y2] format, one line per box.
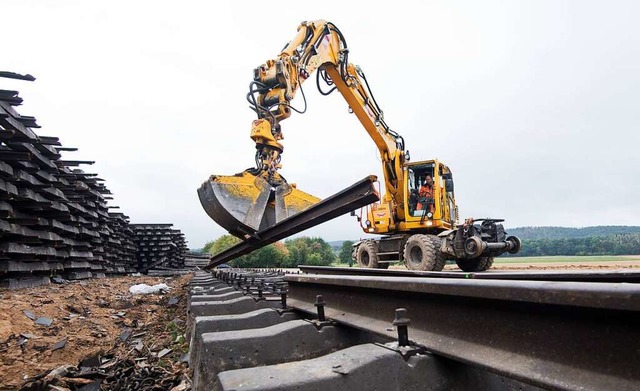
[509, 233, 640, 257]
[507, 226, 640, 240]
[203, 235, 356, 268]
[201, 227, 640, 266]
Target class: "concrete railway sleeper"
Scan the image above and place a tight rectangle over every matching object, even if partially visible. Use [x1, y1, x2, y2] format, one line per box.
[187, 269, 640, 391]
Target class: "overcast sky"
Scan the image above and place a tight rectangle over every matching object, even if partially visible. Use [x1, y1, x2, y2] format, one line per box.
[4, 1, 639, 248]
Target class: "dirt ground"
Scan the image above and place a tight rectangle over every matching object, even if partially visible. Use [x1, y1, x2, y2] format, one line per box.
[2, 259, 638, 389]
[0, 274, 192, 390]
[483, 260, 640, 270]
[388, 257, 640, 271]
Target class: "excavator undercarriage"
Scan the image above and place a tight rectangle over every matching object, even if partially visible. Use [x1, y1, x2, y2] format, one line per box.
[353, 218, 522, 272]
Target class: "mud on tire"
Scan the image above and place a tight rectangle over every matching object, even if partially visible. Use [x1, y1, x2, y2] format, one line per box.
[356, 240, 380, 268]
[429, 236, 447, 271]
[403, 234, 446, 271]
[455, 256, 494, 272]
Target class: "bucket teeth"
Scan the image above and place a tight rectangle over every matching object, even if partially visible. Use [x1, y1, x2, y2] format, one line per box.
[198, 171, 319, 239]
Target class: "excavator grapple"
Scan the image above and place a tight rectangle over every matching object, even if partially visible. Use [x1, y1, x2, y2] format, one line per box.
[198, 170, 319, 239]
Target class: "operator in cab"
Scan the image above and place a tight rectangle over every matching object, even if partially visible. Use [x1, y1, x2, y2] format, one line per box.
[417, 175, 434, 213]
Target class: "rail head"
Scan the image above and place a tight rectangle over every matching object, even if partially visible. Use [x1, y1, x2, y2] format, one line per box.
[285, 274, 640, 311]
[283, 273, 640, 390]
[298, 265, 640, 283]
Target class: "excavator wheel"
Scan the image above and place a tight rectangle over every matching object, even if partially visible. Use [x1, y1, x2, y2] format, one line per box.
[403, 234, 445, 271]
[455, 256, 494, 272]
[428, 236, 447, 271]
[356, 240, 380, 269]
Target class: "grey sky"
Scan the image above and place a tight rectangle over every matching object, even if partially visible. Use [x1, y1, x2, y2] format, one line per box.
[4, 1, 639, 248]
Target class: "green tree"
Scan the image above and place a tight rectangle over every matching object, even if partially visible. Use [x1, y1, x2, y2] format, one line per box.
[202, 240, 215, 254]
[206, 234, 290, 268]
[207, 234, 244, 267]
[237, 244, 288, 268]
[209, 235, 241, 256]
[507, 233, 640, 257]
[284, 237, 335, 266]
[338, 240, 355, 266]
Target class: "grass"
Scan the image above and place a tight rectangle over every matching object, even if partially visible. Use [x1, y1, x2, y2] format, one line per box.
[494, 255, 640, 263]
[334, 255, 640, 267]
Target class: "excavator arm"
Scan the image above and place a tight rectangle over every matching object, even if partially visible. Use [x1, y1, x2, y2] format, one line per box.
[199, 20, 407, 238]
[250, 21, 406, 205]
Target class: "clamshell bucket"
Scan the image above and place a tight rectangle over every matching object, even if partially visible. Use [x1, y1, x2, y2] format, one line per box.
[198, 171, 320, 239]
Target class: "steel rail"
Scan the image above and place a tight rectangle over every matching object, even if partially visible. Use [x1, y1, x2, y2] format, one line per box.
[298, 265, 640, 283]
[284, 274, 640, 391]
[206, 176, 379, 268]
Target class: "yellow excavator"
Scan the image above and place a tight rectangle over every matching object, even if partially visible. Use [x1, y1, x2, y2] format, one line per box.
[198, 20, 520, 271]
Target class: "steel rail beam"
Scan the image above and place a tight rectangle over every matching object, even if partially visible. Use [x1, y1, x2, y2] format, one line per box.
[285, 274, 640, 391]
[206, 176, 379, 269]
[298, 265, 640, 283]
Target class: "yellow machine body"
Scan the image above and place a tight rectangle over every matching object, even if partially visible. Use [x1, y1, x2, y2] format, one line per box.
[198, 19, 520, 271]
[361, 159, 456, 235]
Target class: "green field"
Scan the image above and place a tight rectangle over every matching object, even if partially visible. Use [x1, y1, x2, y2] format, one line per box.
[494, 255, 640, 263]
[336, 255, 640, 268]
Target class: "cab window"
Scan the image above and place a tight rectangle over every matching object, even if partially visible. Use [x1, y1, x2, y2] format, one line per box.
[408, 165, 434, 217]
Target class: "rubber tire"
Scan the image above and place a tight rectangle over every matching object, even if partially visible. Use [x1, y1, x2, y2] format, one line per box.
[403, 234, 445, 271]
[356, 240, 380, 269]
[429, 236, 447, 271]
[455, 256, 494, 272]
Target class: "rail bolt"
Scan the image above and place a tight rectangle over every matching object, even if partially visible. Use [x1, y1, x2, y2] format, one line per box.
[278, 288, 288, 309]
[314, 295, 326, 321]
[392, 308, 411, 347]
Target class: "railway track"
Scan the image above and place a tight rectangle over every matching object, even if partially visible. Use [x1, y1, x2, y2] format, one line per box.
[187, 267, 640, 390]
[298, 265, 640, 282]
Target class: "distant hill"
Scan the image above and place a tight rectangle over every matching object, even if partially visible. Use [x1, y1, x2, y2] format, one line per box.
[327, 241, 346, 248]
[328, 240, 356, 252]
[506, 226, 640, 240]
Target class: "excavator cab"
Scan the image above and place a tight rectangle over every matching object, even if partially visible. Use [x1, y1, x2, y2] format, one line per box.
[403, 160, 456, 231]
[407, 164, 435, 217]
